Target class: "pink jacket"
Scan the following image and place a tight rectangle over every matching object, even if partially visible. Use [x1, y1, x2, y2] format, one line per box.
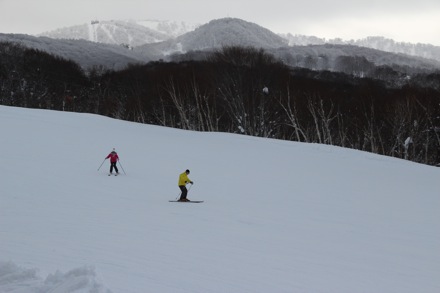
[106, 151, 119, 163]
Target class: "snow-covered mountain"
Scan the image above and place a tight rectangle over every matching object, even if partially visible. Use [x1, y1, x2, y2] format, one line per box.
[135, 18, 288, 56]
[282, 34, 440, 63]
[136, 19, 200, 38]
[0, 33, 149, 70]
[39, 19, 199, 48]
[39, 17, 440, 64]
[3, 17, 440, 73]
[1, 105, 439, 293]
[267, 44, 440, 74]
[133, 18, 440, 74]
[353, 36, 440, 62]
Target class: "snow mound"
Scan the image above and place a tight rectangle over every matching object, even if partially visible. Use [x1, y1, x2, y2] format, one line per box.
[0, 261, 111, 293]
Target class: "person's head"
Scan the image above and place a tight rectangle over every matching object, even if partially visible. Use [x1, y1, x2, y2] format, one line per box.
[185, 169, 190, 174]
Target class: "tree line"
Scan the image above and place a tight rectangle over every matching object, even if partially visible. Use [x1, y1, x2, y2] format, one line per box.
[1, 41, 440, 165]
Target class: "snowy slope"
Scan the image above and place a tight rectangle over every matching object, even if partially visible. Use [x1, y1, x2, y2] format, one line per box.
[38, 17, 440, 63]
[282, 34, 440, 63]
[40, 20, 170, 47]
[39, 19, 199, 47]
[0, 105, 439, 293]
[0, 33, 149, 70]
[4, 18, 440, 72]
[136, 19, 200, 38]
[136, 18, 288, 57]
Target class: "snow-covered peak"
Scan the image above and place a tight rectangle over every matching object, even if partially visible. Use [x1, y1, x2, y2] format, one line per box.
[38, 19, 198, 47]
[36, 17, 440, 63]
[182, 17, 288, 49]
[135, 17, 288, 57]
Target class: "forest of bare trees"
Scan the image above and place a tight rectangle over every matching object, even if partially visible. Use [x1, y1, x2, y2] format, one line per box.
[1, 42, 440, 165]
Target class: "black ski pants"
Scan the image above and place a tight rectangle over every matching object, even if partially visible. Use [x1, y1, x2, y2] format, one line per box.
[110, 162, 119, 173]
[179, 185, 188, 200]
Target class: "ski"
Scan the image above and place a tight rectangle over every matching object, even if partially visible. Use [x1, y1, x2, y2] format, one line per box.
[169, 200, 204, 203]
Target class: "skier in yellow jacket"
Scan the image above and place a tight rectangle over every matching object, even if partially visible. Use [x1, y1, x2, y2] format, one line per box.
[178, 169, 194, 202]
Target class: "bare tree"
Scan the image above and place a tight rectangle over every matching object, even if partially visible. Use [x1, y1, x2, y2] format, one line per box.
[278, 85, 308, 142]
[164, 77, 192, 130]
[307, 95, 338, 145]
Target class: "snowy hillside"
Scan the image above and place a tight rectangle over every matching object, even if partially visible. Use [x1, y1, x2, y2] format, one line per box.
[1, 105, 439, 293]
[282, 33, 440, 63]
[39, 19, 199, 47]
[39, 20, 169, 47]
[268, 44, 440, 73]
[3, 17, 440, 72]
[0, 33, 149, 70]
[38, 16, 440, 64]
[37, 17, 440, 63]
[135, 18, 288, 56]
[136, 19, 200, 38]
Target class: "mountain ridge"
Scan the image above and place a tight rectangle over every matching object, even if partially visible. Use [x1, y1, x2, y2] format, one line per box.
[38, 17, 440, 63]
[39, 19, 199, 47]
[283, 34, 440, 64]
[134, 18, 288, 57]
[2, 17, 440, 74]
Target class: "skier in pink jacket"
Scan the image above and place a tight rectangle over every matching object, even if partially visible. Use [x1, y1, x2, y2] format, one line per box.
[105, 148, 119, 175]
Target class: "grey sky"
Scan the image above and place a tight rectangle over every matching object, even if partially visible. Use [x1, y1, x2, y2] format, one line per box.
[1, 0, 439, 45]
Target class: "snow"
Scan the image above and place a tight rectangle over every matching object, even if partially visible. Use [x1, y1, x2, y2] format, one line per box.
[0, 105, 439, 293]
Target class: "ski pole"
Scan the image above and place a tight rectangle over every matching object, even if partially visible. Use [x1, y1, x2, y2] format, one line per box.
[97, 158, 106, 171]
[118, 160, 126, 175]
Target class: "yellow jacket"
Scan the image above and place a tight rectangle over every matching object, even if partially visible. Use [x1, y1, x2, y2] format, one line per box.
[178, 172, 192, 186]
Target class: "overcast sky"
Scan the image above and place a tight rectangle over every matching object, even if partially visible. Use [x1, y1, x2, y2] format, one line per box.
[1, 0, 439, 45]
